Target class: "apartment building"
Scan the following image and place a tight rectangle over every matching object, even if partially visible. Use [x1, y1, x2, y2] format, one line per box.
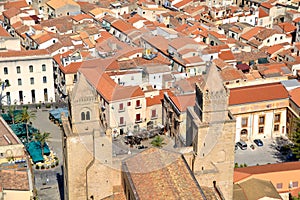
[0, 49, 55, 105]
[229, 82, 289, 142]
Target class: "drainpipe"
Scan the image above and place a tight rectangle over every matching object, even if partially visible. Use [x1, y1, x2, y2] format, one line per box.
[271, 109, 275, 141]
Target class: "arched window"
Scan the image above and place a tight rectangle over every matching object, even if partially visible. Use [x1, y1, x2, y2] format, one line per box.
[81, 112, 85, 120]
[86, 111, 90, 120]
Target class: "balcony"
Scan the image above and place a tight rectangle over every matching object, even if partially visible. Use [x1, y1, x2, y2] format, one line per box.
[118, 108, 125, 113]
[151, 114, 158, 120]
[135, 104, 142, 109]
[118, 122, 126, 127]
[135, 119, 142, 123]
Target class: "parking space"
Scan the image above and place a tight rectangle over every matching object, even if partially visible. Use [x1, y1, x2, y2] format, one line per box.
[234, 138, 287, 166]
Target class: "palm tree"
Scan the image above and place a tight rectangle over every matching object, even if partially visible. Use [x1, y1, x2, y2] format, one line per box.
[7, 105, 16, 124]
[33, 132, 51, 156]
[15, 107, 36, 141]
[150, 135, 165, 148]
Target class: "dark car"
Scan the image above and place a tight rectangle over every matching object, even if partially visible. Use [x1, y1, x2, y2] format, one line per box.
[253, 139, 263, 147]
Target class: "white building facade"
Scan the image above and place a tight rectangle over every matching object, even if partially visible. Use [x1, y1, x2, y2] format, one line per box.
[0, 50, 55, 105]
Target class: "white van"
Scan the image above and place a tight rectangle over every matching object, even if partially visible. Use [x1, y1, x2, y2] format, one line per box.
[236, 141, 247, 150]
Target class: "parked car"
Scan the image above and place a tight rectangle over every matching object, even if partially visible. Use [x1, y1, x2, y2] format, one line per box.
[253, 139, 263, 147]
[236, 141, 247, 150]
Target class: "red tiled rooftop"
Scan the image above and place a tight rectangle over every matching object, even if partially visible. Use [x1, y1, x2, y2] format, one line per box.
[0, 26, 11, 37]
[60, 62, 82, 74]
[111, 20, 136, 33]
[123, 148, 206, 200]
[169, 93, 195, 112]
[278, 22, 297, 33]
[240, 27, 264, 41]
[0, 49, 49, 58]
[0, 170, 29, 191]
[234, 161, 300, 181]
[72, 13, 93, 22]
[229, 82, 289, 105]
[289, 87, 300, 107]
[146, 89, 173, 106]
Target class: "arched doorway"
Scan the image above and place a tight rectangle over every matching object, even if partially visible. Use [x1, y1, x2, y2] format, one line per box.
[240, 129, 248, 141]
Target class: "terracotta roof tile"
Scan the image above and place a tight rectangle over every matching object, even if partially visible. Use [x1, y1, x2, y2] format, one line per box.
[278, 22, 297, 33]
[111, 20, 136, 33]
[259, 7, 269, 18]
[79, 58, 144, 101]
[266, 44, 284, 55]
[234, 161, 300, 180]
[229, 82, 289, 105]
[240, 27, 264, 41]
[4, 0, 29, 10]
[219, 50, 235, 61]
[146, 89, 173, 106]
[3, 7, 21, 19]
[47, 0, 79, 9]
[220, 67, 246, 81]
[123, 148, 206, 200]
[72, 13, 93, 22]
[169, 93, 195, 112]
[0, 49, 49, 58]
[169, 37, 198, 50]
[0, 170, 29, 191]
[60, 62, 82, 74]
[0, 26, 11, 37]
[173, 0, 192, 9]
[289, 87, 300, 107]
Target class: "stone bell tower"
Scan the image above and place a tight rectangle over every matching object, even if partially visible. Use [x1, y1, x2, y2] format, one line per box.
[62, 72, 114, 200]
[186, 62, 236, 200]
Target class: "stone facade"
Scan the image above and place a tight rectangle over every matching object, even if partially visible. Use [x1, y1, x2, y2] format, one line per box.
[62, 74, 114, 200]
[186, 63, 236, 200]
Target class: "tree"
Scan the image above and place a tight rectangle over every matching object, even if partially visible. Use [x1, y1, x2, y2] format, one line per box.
[15, 107, 36, 141]
[150, 135, 165, 148]
[0, 79, 9, 110]
[291, 118, 300, 160]
[7, 105, 16, 124]
[33, 132, 51, 156]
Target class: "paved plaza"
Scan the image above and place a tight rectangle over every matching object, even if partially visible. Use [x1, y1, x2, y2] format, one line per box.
[234, 138, 290, 167]
[31, 109, 64, 200]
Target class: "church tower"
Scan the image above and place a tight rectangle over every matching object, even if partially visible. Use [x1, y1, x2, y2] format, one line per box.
[62, 72, 114, 200]
[186, 62, 236, 200]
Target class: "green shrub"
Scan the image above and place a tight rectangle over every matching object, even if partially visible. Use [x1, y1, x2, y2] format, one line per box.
[55, 160, 59, 166]
[41, 165, 45, 170]
[45, 104, 51, 108]
[234, 163, 239, 168]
